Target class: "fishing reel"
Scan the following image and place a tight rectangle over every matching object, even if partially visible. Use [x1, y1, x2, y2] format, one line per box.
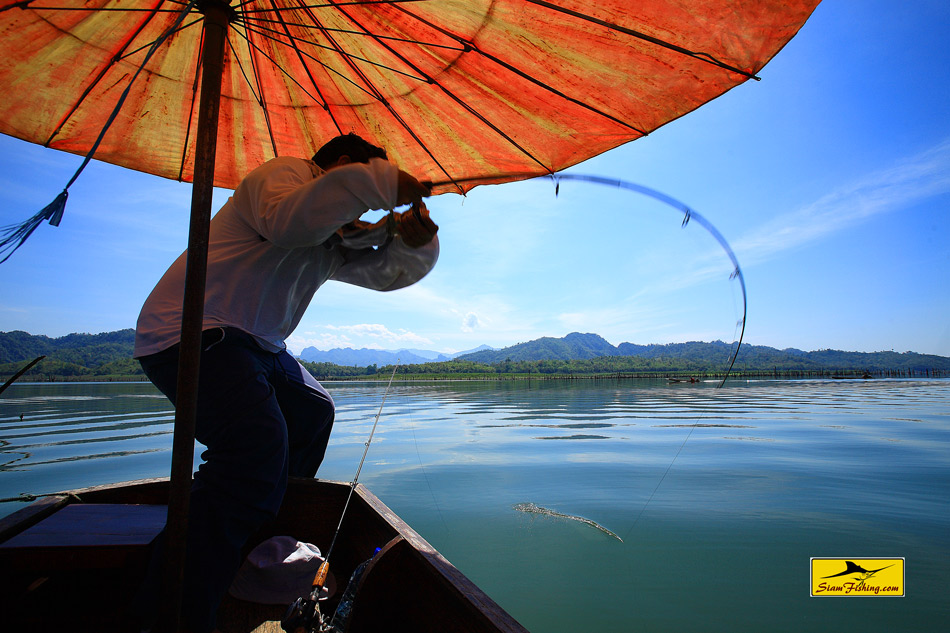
[281, 593, 325, 633]
[281, 550, 377, 633]
[281, 559, 332, 633]
[319, 203, 435, 253]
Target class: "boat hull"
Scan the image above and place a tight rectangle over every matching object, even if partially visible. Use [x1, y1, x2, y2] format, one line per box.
[0, 477, 528, 633]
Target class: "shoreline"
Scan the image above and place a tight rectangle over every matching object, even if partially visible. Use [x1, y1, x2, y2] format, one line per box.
[4, 368, 947, 384]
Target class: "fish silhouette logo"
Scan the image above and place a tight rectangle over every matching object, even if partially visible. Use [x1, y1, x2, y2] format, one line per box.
[810, 558, 904, 597]
[821, 561, 893, 579]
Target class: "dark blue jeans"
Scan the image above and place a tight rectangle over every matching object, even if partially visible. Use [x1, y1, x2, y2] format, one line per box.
[136, 327, 334, 632]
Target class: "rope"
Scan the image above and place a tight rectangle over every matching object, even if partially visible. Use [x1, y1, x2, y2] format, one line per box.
[0, 0, 199, 263]
[0, 491, 82, 504]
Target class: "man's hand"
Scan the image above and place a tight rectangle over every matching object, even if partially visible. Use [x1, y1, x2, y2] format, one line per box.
[396, 170, 431, 208]
[396, 203, 438, 248]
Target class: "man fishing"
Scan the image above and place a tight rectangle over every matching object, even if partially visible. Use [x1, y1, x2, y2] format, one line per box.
[132, 133, 438, 632]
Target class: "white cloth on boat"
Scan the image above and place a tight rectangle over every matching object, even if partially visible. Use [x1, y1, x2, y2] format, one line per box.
[133, 156, 439, 357]
[228, 535, 337, 604]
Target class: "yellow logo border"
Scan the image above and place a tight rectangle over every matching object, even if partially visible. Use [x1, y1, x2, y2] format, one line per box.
[810, 557, 904, 597]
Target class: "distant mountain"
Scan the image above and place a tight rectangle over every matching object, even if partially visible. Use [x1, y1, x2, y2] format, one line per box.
[298, 343, 494, 366]
[3, 329, 949, 379]
[460, 332, 617, 363]
[298, 347, 430, 366]
[0, 329, 139, 378]
[458, 333, 950, 372]
[0, 329, 134, 366]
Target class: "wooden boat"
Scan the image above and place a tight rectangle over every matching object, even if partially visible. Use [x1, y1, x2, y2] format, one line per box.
[0, 477, 529, 633]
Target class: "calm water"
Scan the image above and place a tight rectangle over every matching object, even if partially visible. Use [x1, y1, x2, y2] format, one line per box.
[1, 377, 948, 632]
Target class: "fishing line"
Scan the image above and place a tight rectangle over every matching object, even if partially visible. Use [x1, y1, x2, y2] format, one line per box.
[549, 173, 747, 387]
[284, 362, 406, 632]
[396, 384, 449, 532]
[544, 174, 747, 541]
[321, 362, 399, 568]
[285, 364, 454, 632]
[621, 421, 698, 541]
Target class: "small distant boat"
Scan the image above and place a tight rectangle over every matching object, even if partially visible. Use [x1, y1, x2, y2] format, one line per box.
[0, 477, 528, 633]
[831, 372, 874, 380]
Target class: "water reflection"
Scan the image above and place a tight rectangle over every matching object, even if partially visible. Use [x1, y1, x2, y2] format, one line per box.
[1, 378, 948, 632]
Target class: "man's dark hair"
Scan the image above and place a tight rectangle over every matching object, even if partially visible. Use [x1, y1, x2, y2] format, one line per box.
[312, 133, 387, 168]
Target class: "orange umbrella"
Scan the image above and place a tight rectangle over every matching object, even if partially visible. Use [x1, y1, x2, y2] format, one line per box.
[0, 0, 818, 194]
[0, 0, 819, 627]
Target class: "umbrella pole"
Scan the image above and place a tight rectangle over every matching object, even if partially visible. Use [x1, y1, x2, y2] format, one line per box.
[159, 1, 231, 631]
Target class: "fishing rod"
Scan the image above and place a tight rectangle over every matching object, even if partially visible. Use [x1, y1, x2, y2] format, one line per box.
[544, 174, 748, 539]
[429, 172, 747, 386]
[283, 363, 400, 633]
[0, 355, 46, 397]
[550, 173, 747, 387]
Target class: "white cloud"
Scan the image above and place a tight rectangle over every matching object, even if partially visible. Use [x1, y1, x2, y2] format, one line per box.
[737, 137, 950, 264]
[618, 137, 950, 311]
[461, 312, 480, 331]
[286, 323, 432, 355]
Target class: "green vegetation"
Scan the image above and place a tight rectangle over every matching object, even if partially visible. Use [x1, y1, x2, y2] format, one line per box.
[2, 329, 948, 383]
[0, 329, 145, 382]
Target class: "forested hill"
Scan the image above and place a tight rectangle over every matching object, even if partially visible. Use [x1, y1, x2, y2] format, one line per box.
[0, 329, 139, 378]
[457, 332, 950, 373]
[2, 329, 949, 380]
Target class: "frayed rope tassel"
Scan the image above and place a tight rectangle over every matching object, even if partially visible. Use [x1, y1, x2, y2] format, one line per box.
[0, 189, 68, 263]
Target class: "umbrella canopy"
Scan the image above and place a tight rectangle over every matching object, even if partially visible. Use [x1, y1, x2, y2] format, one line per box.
[0, 0, 818, 194]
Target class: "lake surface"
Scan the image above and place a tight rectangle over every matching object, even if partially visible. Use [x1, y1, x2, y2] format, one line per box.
[2, 377, 948, 632]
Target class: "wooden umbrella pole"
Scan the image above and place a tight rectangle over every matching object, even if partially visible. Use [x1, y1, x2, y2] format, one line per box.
[160, 1, 232, 630]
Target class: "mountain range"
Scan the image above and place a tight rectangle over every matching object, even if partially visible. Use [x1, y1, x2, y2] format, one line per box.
[298, 344, 493, 366]
[454, 332, 950, 372]
[2, 329, 949, 375]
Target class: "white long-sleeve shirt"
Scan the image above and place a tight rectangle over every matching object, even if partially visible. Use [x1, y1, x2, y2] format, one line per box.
[134, 156, 439, 357]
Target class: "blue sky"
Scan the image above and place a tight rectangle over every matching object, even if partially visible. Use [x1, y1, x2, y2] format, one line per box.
[1, 0, 948, 357]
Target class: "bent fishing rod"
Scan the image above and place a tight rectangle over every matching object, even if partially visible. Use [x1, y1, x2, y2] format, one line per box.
[554, 173, 747, 387]
[283, 363, 400, 633]
[427, 172, 747, 386]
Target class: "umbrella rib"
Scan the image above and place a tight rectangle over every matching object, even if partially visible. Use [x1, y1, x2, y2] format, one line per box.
[239, 0, 425, 12]
[325, 2, 501, 191]
[395, 4, 649, 136]
[226, 34, 280, 159]
[177, 17, 204, 181]
[237, 16, 281, 156]
[240, 15, 464, 53]
[290, 0, 388, 103]
[472, 47, 647, 135]
[233, 17, 386, 101]
[227, 32, 261, 106]
[115, 17, 203, 63]
[526, 0, 760, 80]
[242, 17, 462, 51]
[261, 0, 340, 141]
[1, 3, 186, 13]
[43, 0, 170, 147]
[238, 11, 428, 83]
[352, 3, 554, 178]
[229, 26, 338, 106]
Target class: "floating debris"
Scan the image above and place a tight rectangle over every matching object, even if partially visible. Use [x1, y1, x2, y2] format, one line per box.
[513, 502, 623, 542]
[533, 434, 610, 440]
[652, 423, 753, 428]
[722, 436, 775, 442]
